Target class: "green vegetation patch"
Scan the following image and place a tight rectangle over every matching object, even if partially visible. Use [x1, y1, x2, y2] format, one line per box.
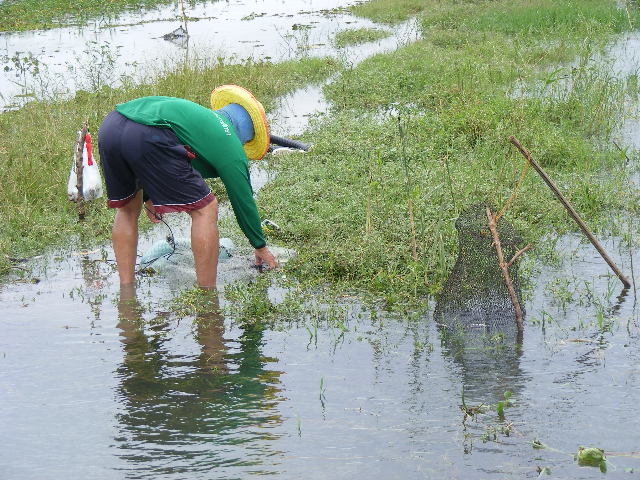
[0, 0, 181, 32]
[0, 56, 339, 274]
[333, 27, 390, 48]
[257, 0, 640, 303]
[421, 0, 636, 36]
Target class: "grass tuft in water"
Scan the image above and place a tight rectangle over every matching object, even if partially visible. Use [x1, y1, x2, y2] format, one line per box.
[0, 0, 183, 31]
[333, 27, 390, 48]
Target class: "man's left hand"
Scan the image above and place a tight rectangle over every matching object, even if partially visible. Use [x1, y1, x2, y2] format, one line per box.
[144, 200, 162, 223]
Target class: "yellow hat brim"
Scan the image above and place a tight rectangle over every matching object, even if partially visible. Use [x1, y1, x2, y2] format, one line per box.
[210, 84, 269, 160]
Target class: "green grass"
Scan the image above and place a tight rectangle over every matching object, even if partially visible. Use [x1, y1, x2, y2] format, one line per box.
[255, 0, 640, 303]
[333, 27, 390, 48]
[0, 56, 339, 274]
[421, 0, 636, 36]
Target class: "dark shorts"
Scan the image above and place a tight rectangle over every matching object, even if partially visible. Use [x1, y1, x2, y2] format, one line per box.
[98, 110, 215, 213]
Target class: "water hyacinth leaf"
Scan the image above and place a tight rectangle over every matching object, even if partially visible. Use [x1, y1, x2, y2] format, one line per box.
[576, 446, 606, 470]
[532, 439, 545, 449]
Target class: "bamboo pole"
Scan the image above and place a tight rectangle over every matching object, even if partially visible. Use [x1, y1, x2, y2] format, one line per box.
[74, 121, 89, 221]
[509, 136, 631, 288]
[485, 206, 525, 336]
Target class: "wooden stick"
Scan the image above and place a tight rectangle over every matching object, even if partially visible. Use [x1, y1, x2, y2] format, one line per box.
[74, 121, 89, 221]
[509, 136, 631, 289]
[485, 206, 525, 335]
[507, 243, 532, 268]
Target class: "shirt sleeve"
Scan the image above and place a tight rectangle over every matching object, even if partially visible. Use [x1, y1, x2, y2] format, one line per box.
[186, 114, 267, 249]
[211, 150, 267, 249]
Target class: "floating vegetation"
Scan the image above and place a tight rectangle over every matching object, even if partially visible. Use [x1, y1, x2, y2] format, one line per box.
[0, 0, 187, 31]
[577, 446, 607, 472]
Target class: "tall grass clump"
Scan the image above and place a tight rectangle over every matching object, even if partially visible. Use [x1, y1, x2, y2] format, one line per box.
[0, 56, 339, 273]
[258, 0, 640, 303]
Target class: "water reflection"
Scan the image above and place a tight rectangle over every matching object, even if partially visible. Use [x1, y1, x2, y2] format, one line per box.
[114, 286, 285, 477]
[438, 323, 525, 402]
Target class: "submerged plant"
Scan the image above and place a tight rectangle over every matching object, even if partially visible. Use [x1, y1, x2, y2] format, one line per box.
[460, 386, 487, 422]
[496, 390, 513, 419]
[2, 51, 41, 105]
[168, 286, 222, 321]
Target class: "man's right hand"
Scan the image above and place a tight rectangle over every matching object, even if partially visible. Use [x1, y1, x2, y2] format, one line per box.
[255, 246, 278, 270]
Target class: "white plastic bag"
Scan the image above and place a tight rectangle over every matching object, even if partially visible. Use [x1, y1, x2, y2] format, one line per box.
[67, 131, 103, 201]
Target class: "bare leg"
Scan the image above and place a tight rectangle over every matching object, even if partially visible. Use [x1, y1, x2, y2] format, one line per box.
[188, 197, 219, 289]
[112, 191, 143, 286]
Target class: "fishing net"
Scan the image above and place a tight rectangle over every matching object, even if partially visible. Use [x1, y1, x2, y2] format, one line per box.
[434, 202, 524, 331]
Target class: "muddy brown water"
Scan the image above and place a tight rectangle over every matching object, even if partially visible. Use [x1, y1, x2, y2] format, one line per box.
[2, 1, 640, 478]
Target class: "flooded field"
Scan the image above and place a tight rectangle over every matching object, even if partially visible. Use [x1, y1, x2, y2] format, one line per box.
[2, 0, 640, 478]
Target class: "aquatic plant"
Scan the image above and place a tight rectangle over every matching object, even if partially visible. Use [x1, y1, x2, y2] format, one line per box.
[577, 446, 607, 472]
[459, 386, 487, 422]
[496, 390, 512, 419]
[1, 51, 41, 103]
[0, 0, 187, 31]
[167, 286, 221, 321]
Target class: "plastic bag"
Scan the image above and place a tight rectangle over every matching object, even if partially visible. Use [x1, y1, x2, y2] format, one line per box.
[67, 132, 103, 201]
[140, 236, 235, 271]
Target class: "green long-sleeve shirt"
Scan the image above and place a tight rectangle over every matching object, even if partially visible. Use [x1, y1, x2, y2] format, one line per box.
[115, 96, 266, 249]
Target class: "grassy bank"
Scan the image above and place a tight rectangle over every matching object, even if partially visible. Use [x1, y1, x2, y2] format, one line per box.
[256, 0, 640, 303]
[0, 56, 339, 273]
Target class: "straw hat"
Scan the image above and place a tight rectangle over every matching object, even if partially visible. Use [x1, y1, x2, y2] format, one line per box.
[211, 84, 269, 160]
